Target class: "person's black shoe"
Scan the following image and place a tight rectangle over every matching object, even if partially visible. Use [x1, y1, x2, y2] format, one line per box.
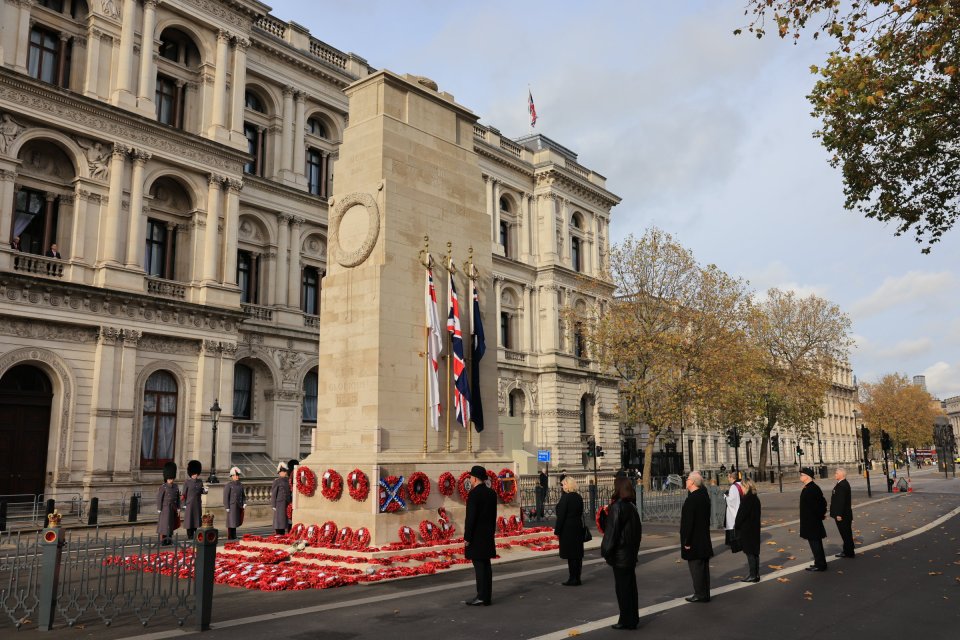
[611, 623, 637, 630]
[685, 595, 710, 603]
[834, 553, 855, 558]
[740, 576, 760, 583]
[805, 566, 827, 572]
[561, 579, 582, 586]
[464, 598, 485, 606]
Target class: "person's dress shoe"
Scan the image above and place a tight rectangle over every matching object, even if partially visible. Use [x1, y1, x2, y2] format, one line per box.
[611, 623, 638, 630]
[740, 576, 760, 583]
[685, 595, 710, 603]
[561, 579, 582, 586]
[805, 566, 827, 572]
[464, 598, 486, 606]
[834, 553, 855, 558]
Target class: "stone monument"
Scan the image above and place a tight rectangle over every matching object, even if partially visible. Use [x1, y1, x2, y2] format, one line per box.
[294, 71, 512, 544]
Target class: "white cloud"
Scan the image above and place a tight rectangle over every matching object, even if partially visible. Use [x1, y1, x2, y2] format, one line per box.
[851, 271, 957, 318]
[922, 361, 960, 400]
[874, 338, 934, 360]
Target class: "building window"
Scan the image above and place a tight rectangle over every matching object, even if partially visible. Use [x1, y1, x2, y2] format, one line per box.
[39, 0, 65, 11]
[499, 220, 510, 256]
[155, 75, 184, 128]
[307, 117, 327, 138]
[579, 396, 588, 434]
[141, 371, 177, 469]
[244, 123, 264, 176]
[144, 219, 176, 279]
[570, 236, 582, 272]
[302, 369, 318, 423]
[13, 188, 58, 256]
[508, 390, 523, 418]
[237, 250, 259, 303]
[233, 363, 252, 420]
[28, 26, 70, 88]
[245, 90, 265, 113]
[306, 149, 324, 196]
[301, 266, 320, 315]
[500, 311, 511, 349]
[574, 324, 586, 358]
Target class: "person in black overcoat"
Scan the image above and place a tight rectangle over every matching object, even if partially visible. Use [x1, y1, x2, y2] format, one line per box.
[535, 468, 548, 520]
[464, 465, 498, 606]
[271, 461, 291, 535]
[734, 477, 762, 582]
[600, 476, 642, 630]
[157, 462, 180, 546]
[799, 467, 828, 571]
[224, 466, 247, 540]
[680, 471, 713, 603]
[554, 475, 585, 585]
[829, 467, 855, 558]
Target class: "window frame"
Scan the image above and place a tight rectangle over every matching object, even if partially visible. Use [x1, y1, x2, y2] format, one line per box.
[140, 371, 178, 470]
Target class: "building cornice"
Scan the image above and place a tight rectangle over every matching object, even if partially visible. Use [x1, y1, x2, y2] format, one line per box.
[534, 166, 621, 210]
[250, 33, 357, 88]
[474, 140, 535, 178]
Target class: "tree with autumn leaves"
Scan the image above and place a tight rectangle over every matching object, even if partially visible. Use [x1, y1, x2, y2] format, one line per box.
[737, 1, 960, 252]
[572, 228, 853, 488]
[859, 373, 943, 460]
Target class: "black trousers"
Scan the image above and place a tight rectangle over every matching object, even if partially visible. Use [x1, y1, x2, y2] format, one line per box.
[275, 529, 286, 535]
[746, 553, 760, 578]
[612, 566, 639, 627]
[835, 518, 855, 556]
[687, 558, 710, 599]
[227, 527, 237, 540]
[473, 559, 492, 604]
[567, 557, 582, 581]
[186, 528, 196, 540]
[807, 537, 827, 569]
[535, 487, 545, 519]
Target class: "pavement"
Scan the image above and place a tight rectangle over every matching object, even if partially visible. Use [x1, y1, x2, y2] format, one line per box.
[22, 466, 957, 639]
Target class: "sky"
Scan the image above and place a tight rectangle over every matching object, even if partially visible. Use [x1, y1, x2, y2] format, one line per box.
[267, 0, 960, 400]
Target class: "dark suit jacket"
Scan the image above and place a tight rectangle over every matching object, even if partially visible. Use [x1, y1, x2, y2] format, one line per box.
[554, 491, 584, 560]
[799, 481, 827, 540]
[45, 250, 61, 258]
[733, 491, 762, 555]
[829, 479, 853, 520]
[680, 487, 713, 560]
[464, 482, 497, 560]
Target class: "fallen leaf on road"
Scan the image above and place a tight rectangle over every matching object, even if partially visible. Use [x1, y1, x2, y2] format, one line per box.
[929, 572, 943, 576]
[837, 571, 844, 574]
[777, 548, 786, 552]
[768, 565, 783, 570]
[787, 556, 796, 560]
[777, 577, 790, 583]
[803, 590, 813, 596]
[567, 631, 581, 637]
[766, 541, 777, 545]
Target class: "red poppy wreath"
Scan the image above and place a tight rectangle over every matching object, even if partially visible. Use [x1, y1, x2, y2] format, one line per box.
[437, 471, 456, 497]
[321, 469, 343, 501]
[295, 466, 318, 497]
[347, 468, 369, 502]
[406, 471, 431, 505]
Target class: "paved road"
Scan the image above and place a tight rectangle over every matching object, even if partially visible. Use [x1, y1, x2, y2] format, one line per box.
[12, 469, 957, 639]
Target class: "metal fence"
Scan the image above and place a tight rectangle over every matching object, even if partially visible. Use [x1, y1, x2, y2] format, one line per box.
[0, 526, 215, 631]
[0, 493, 162, 531]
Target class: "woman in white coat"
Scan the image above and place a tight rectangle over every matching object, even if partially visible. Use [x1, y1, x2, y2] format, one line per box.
[725, 471, 743, 552]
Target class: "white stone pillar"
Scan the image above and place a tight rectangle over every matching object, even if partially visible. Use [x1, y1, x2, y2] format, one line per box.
[287, 216, 302, 307]
[135, 0, 158, 111]
[519, 192, 531, 262]
[531, 285, 540, 353]
[280, 85, 294, 174]
[275, 213, 290, 305]
[560, 198, 570, 264]
[522, 285, 533, 352]
[484, 176, 494, 240]
[124, 150, 150, 267]
[0, 168, 15, 243]
[84, 28, 102, 97]
[100, 144, 128, 264]
[112, 0, 138, 105]
[202, 174, 223, 282]
[69, 189, 88, 262]
[494, 277, 503, 348]
[492, 180, 501, 247]
[293, 91, 307, 176]
[222, 178, 242, 285]
[229, 38, 249, 137]
[207, 30, 231, 137]
[12, 0, 33, 73]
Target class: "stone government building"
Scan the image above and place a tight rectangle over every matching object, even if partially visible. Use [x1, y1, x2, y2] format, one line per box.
[0, 0, 623, 500]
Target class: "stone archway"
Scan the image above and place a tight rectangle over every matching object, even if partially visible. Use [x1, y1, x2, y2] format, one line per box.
[0, 364, 53, 495]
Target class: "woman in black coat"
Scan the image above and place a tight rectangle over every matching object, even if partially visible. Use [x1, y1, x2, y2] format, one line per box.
[600, 476, 642, 630]
[734, 477, 762, 582]
[554, 475, 585, 585]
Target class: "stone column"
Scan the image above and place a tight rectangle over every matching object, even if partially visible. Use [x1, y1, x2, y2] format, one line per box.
[287, 216, 303, 307]
[0, 169, 15, 243]
[101, 144, 129, 264]
[69, 190, 89, 262]
[280, 85, 294, 174]
[538, 194, 558, 260]
[275, 213, 290, 305]
[222, 178, 242, 285]
[112, 0, 138, 105]
[293, 91, 307, 177]
[163, 221, 174, 278]
[544, 285, 559, 352]
[125, 149, 150, 267]
[189, 210, 205, 282]
[85, 327, 120, 481]
[484, 176, 493, 240]
[531, 285, 541, 353]
[41, 194, 55, 254]
[113, 329, 141, 476]
[494, 277, 503, 348]
[12, 0, 34, 73]
[207, 30, 231, 137]
[519, 192, 531, 262]
[84, 28, 102, 97]
[522, 285, 533, 352]
[559, 198, 570, 264]
[229, 38, 249, 138]
[492, 180, 501, 247]
[135, 0, 158, 111]
[202, 174, 223, 282]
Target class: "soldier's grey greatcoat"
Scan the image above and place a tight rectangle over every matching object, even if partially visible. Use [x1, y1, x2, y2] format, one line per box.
[271, 476, 291, 531]
[183, 477, 206, 529]
[224, 479, 246, 529]
[156, 482, 180, 537]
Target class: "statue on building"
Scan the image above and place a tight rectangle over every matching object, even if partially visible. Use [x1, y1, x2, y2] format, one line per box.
[78, 139, 111, 180]
[0, 113, 25, 155]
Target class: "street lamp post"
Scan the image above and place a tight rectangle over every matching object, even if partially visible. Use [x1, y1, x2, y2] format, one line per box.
[207, 399, 222, 484]
[663, 426, 677, 476]
[815, 419, 824, 466]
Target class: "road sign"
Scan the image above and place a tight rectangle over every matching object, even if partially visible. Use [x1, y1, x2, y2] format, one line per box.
[537, 450, 551, 463]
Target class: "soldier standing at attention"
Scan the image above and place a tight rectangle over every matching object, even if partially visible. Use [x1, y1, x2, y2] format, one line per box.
[224, 466, 247, 540]
[183, 460, 206, 539]
[157, 462, 180, 546]
[271, 462, 292, 535]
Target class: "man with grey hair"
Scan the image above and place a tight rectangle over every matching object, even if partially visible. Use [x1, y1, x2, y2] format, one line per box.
[829, 467, 855, 558]
[680, 471, 713, 602]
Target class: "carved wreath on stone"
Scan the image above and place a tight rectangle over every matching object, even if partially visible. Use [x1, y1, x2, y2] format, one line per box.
[329, 191, 380, 268]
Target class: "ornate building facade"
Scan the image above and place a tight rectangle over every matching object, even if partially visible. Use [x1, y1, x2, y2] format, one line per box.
[0, 0, 619, 499]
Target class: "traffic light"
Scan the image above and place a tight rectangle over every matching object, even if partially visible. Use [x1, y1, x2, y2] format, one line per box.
[881, 430, 892, 452]
[726, 428, 740, 448]
[861, 426, 871, 451]
[771, 434, 779, 453]
[796, 445, 804, 456]
[596, 446, 605, 458]
[586, 440, 596, 458]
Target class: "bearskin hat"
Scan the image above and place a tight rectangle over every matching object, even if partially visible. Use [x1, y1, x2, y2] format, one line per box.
[187, 459, 202, 477]
[163, 461, 177, 480]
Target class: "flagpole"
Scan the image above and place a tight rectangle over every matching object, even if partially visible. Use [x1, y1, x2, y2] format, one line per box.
[420, 238, 431, 456]
[465, 248, 475, 454]
[445, 242, 453, 454]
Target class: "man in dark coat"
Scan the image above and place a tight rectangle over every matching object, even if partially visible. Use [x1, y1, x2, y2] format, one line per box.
[829, 467, 855, 558]
[680, 471, 713, 602]
[535, 468, 548, 520]
[463, 465, 497, 606]
[157, 462, 180, 546]
[271, 462, 291, 535]
[799, 467, 828, 571]
[224, 466, 247, 540]
[183, 460, 206, 539]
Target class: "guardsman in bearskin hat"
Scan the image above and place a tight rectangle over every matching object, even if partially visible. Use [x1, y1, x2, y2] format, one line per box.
[183, 460, 207, 539]
[224, 466, 247, 540]
[157, 462, 181, 545]
[270, 461, 292, 535]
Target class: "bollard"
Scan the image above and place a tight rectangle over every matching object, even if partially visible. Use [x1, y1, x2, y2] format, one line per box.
[127, 494, 140, 522]
[87, 497, 99, 526]
[38, 512, 66, 631]
[44, 499, 55, 527]
[194, 514, 219, 631]
[0, 499, 6, 532]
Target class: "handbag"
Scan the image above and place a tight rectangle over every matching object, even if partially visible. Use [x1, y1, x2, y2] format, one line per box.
[581, 512, 593, 542]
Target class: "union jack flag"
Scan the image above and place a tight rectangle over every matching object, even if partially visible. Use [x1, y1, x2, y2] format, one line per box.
[447, 269, 471, 428]
[528, 89, 538, 128]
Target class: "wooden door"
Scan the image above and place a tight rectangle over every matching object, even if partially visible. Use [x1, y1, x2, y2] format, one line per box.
[0, 365, 53, 496]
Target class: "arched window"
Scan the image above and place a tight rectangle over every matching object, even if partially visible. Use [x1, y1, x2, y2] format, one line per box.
[156, 29, 200, 129]
[244, 90, 266, 113]
[508, 389, 524, 418]
[307, 117, 327, 138]
[244, 90, 268, 176]
[233, 364, 252, 420]
[237, 250, 260, 303]
[499, 220, 510, 257]
[141, 371, 178, 469]
[301, 266, 320, 315]
[306, 148, 325, 196]
[570, 236, 582, 273]
[302, 369, 318, 423]
[499, 196, 511, 213]
[574, 323, 586, 358]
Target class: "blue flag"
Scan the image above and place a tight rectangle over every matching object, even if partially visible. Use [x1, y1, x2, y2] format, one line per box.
[470, 277, 486, 432]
